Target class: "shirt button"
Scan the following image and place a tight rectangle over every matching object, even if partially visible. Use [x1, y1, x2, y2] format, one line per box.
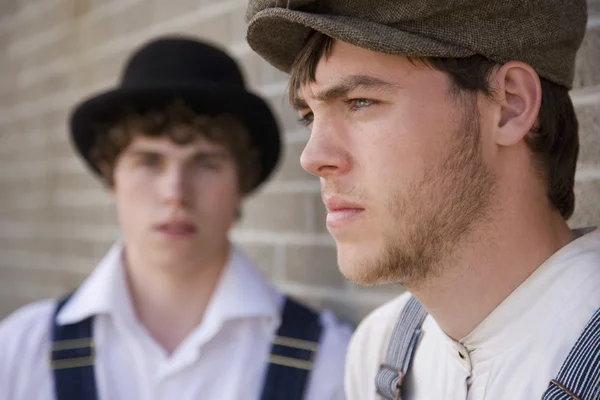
[458, 351, 466, 360]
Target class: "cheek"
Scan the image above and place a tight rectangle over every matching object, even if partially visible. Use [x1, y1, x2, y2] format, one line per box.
[112, 171, 154, 228]
[193, 171, 240, 216]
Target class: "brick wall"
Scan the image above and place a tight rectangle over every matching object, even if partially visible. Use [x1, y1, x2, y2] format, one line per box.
[0, 0, 598, 324]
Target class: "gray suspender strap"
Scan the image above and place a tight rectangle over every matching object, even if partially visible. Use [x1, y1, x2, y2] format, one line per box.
[375, 296, 428, 400]
[542, 306, 600, 400]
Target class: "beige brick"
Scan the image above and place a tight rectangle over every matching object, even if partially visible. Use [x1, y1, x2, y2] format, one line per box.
[86, 51, 125, 86]
[112, 0, 155, 37]
[573, 25, 600, 89]
[239, 192, 316, 232]
[0, 293, 38, 320]
[61, 237, 104, 259]
[233, 242, 279, 277]
[179, 7, 234, 48]
[48, 203, 117, 226]
[151, 0, 202, 25]
[319, 292, 399, 325]
[46, 168, 103, 191]
[0, 0, 18, 17]
[229, 5, 247, 44]
[570, 179, 600, 227]
[0, 264, 87, 288]
[30, 31, 76, 70]
[270, 140, 315, 182]
[284, 244, 346, 288]
[236, 50, 264, 88]
[313, 194, 328, 234]
[44, 0, 77, 33]
[576, 101, 600, 166]
[0, 84, 16, 110]
[589, 0, 600, 17]
[76, 11, 115, 48]
[18, 72, 70, 105]
[0, 259, 86, 298]
[347, 281, 406, 303]
[260, 61, 290, 87]
[264, 91, 303, 133]
[0, 279, 73, 305]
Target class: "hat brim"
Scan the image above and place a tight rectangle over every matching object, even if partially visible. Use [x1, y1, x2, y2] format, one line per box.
[247, 8, 475, 73]
[69, 83, 281, 193]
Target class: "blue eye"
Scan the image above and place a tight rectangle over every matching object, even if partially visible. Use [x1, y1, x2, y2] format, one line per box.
[298, 112, 314, 127]
[345, 98, 377, 111]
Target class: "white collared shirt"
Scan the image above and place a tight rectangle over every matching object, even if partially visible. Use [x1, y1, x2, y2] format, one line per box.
[345, 227, 600, 400]
[0, 242, 353, 400]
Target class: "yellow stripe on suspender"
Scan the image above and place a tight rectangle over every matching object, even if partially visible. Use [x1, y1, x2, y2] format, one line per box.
[268, 335, 319, 370]
[50, 338, 95, 370]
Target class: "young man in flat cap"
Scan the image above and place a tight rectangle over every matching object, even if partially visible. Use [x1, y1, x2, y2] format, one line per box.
[0, 35, 352, 400]
[246, 1, 599, 399]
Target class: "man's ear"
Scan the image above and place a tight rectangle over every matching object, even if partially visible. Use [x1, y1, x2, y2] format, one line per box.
[490, 61, 542, 147]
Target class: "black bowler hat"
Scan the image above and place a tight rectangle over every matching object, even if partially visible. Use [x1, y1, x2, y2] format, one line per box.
[69, 35, 281, 192]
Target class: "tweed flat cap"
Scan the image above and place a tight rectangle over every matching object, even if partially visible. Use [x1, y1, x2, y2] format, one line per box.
[246, 0, 588, 89]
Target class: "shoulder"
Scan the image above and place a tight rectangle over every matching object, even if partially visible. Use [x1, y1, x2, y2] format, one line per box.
[0, 298, 57, 367]
[0, 298, 57, 341]
[0, 298, 58, 398]
[318, 308, 354, 357]
[350, 292, 412, 354]
[344, 292, 412, 400]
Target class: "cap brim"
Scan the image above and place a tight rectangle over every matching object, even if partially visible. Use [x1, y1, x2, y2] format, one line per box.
[69, 84, 281, 193]
[247, 8, 475, 73]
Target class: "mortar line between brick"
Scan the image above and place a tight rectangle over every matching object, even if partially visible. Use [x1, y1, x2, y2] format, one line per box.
[0, 0, 59, 33]
[571, 87, 600, 107]
[8, 23, 71, 59]
[231, 230, 335, 247]
[276, 281, 401, 306]
[588, 15, 600, 29]
[274, 245, 287, 281]
[576, 167, 600, 181]
[16, 1, 248, 86]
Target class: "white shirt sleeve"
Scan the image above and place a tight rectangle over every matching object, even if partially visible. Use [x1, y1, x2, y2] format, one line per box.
[0, 300, 57, 400]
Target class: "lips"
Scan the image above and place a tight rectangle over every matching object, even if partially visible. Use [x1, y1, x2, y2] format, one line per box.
[323, 196, 364, 228]
[154, 221, 197, 236]
[324, 197, 364, 212]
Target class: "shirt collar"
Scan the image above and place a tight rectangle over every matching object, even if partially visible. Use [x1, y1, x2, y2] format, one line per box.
[56, 240, 282, 330]
[460, 226, 600, 362]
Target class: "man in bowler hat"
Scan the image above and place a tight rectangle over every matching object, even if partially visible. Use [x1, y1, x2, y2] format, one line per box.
[245, 0, 600, 399]
[0, 35, 352, 400]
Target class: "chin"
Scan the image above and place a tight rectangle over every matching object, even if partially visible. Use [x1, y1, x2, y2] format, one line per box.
[336, 244, 388, 286]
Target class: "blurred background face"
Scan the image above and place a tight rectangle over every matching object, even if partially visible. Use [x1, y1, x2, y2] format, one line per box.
[112, 133, 241, 274]
[299, 41, 497, 286]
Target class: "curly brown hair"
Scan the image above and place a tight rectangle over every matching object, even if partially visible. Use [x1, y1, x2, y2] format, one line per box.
[90, 98, 261, 194]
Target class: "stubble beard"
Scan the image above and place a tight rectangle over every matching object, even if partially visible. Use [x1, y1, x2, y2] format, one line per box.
[352, 102, 497, 287]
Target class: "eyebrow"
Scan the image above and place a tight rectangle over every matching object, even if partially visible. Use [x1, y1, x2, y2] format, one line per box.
[292, 74, 400, 111]
[126, 148, 230, 160]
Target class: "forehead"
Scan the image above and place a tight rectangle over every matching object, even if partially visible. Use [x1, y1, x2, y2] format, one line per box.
[125, 135, 229, 156]
[299, 40, 419, 95]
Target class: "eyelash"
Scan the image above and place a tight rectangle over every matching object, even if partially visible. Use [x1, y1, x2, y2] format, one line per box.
[298, 98, 378, 127]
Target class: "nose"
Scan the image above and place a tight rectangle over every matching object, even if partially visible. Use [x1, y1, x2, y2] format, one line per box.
[160, 164, 190, 208]
[300, 117, 351, 178]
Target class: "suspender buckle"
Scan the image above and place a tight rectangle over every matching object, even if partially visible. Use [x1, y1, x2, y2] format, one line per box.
[50, 338, 95, 370]
[379, 364, 405, 400]
[268, 335, 319, 370]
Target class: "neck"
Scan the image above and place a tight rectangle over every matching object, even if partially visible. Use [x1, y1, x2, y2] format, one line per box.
[123, 244, 229, 354]
[407, 186, 575, 341]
